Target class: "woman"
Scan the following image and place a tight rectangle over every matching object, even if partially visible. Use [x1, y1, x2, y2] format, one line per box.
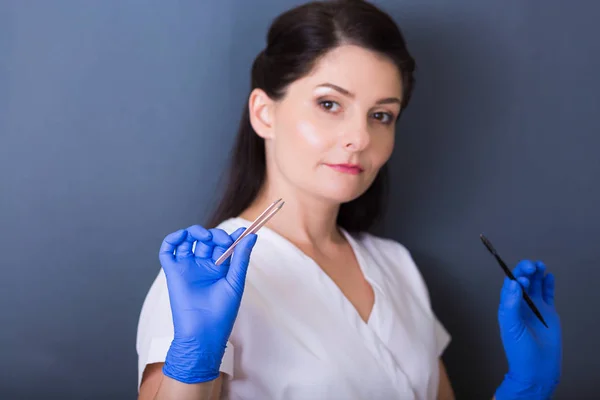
[136, 1, 562, 399]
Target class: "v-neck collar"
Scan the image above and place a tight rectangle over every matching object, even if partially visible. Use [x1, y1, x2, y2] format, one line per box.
[220, 218, 430, 398]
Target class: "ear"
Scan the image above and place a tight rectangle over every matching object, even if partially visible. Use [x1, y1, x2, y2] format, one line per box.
[248, 88, 275, 139]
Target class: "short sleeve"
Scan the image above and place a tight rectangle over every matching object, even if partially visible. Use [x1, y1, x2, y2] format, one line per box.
[136, 269, 235, 391]
[433, 316, 451, 357]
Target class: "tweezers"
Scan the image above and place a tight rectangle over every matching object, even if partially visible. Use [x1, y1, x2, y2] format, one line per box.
[479, 233, 548, 328]
[214, 198, 285, 266]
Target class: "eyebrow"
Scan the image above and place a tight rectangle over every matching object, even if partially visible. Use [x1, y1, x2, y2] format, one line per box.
[315, 82, 402, 106]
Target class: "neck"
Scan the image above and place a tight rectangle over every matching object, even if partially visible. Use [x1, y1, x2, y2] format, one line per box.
[239, 182, 343, 248]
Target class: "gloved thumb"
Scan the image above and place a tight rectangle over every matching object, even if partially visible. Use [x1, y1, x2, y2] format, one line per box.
[226, 233, 258, 296]
[498, 277, 527, 339]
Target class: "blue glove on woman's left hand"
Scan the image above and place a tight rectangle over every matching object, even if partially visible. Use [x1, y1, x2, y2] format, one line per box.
[495, 260, 562, 399]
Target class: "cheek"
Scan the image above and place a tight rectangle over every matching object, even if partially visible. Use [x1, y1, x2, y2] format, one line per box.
[296, 120, 329, 150]
[271, 118, 330, 176]
[371, 133, 395, 167]
[277, 118, 331, 158]
[275, 99, 336, 155]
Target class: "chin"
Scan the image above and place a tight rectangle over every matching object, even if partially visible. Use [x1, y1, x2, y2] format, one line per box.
[296, 169, 377, 204]
[315, 182, 370, 204]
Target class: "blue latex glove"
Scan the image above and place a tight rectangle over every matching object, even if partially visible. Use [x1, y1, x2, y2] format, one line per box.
[158, 225, 258, 384]
[495, 260, 562, 399]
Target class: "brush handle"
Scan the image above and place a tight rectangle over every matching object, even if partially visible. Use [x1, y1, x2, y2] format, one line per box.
[521, 289, 549, 328]
[492, 250, 548, 328]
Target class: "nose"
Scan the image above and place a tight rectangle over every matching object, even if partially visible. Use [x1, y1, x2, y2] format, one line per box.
[342, 120, 370, 152]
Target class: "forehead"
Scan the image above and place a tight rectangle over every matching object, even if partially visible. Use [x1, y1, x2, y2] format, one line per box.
[295, 44, 403, 100]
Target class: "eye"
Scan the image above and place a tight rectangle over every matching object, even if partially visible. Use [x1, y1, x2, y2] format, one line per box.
[318, 100, 341, 113]
[372, 111, 394, 125]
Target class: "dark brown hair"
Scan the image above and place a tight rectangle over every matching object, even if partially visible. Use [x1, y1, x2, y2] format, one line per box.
[206, 0, 415, 233]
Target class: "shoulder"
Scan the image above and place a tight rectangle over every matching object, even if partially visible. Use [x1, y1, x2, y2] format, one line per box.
[354, 231, 416, 274]
[352, 231, 433, 307]
[355, 232, 452, 355]
[356, 231, 413, 260]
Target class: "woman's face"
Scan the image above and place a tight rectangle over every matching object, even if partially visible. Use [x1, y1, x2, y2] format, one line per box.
[251, 44, 404, 204]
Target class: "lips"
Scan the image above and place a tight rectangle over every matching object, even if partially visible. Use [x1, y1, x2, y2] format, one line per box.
[325, 163, 364, 175]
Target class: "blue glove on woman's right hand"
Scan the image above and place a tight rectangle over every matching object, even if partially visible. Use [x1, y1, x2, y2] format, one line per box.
[495, 260, 562, 399]
[158, 225, 258, 384]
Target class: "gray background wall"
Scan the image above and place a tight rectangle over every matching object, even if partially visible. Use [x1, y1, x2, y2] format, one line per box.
[1, 0, 598, 398]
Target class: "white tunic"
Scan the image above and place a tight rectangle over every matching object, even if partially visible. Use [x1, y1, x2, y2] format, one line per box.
[137, 217, 451, 399]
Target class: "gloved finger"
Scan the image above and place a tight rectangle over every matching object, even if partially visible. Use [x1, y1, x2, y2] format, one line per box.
[179, 225, 210, 259]
[194, 241, 213, 258]
[512, 260, 536, 279]
[187, 225, 212, 242]
[210, 228, 234, 266]
[175, 227, 204, 259]
[498, 277, 526, 339]
[227, 233, 258, 295]
[187, 225, 213, 259]
[542, 272, 555, 306]
[159, 229, 187, 265]
[517, 276, 530, 292]
[529, 260, 546, 297]
[229, 227, 247, 242]
[213, 227, 247, 267]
